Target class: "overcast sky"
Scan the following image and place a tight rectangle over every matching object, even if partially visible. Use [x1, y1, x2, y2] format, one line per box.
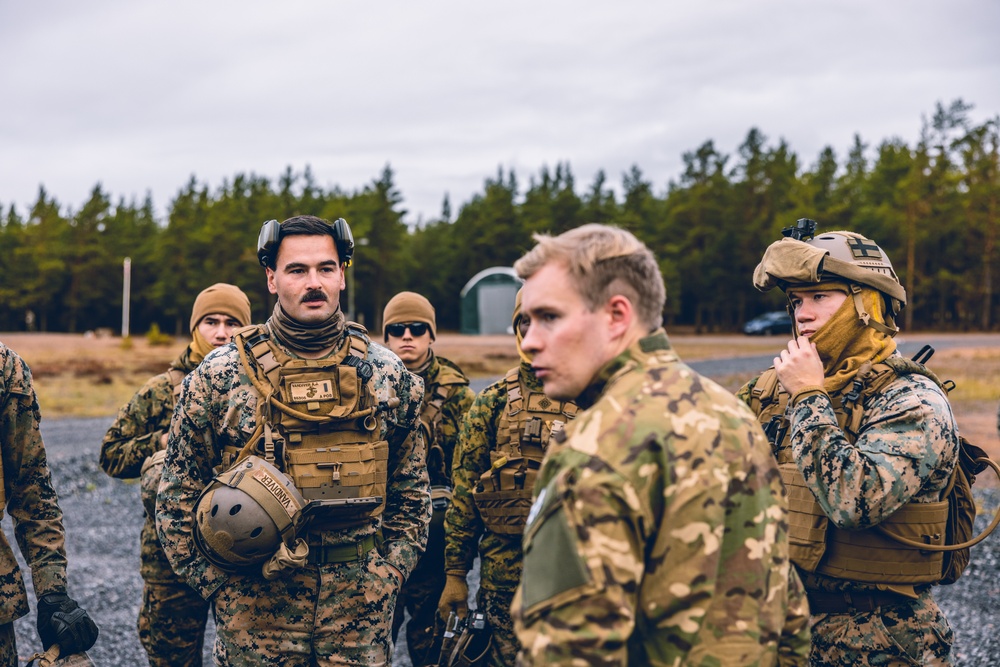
[2, 1, 998, 226]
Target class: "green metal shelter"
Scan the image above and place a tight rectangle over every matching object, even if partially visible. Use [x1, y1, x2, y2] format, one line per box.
[460, 267, 522, 334]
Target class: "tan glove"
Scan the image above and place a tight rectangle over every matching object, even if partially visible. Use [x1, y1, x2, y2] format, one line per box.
[261, 539, 309, 580]
[437, 572, 469, 618]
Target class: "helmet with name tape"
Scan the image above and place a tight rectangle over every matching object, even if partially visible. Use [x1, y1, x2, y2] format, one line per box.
[193, 455, 306, 571]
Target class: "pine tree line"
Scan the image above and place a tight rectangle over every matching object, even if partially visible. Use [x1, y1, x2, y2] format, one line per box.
[1, 100, 996, 335]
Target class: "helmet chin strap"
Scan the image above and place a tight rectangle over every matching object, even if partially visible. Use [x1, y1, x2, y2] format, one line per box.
[849, 283, 898, 337]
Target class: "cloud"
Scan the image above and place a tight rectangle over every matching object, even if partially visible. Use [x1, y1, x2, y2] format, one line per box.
[1, 0, 998, 221]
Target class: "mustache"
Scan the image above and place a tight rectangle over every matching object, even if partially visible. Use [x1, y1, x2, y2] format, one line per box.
[301, 290, 328, 303]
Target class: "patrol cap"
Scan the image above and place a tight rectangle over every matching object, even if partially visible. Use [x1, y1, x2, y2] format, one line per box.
[189, 283, 252, 333]
[383, 292, 437, 340]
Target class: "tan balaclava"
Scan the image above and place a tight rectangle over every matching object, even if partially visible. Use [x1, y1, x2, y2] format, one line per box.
[788, 280, 896, 395]
[382, 292, 437, 341]
[189, 283, 252, 361]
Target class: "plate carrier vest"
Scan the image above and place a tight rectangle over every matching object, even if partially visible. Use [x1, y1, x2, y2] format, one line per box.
[749, 357, 952, 585]
[472, 367, 578, 535]
[227, 323, 389, 529]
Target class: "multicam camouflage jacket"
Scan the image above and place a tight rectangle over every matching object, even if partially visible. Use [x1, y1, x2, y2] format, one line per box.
[513, 330, 811, 666]
[0, 342, 68, 625]
[99, 347, 198, 480]
[443, 362, 538, 592]
[738, 359, 960, 595]
[418, 354, 474, 489]
[155, 330, 430, 600]
[99, 346, 199, 582]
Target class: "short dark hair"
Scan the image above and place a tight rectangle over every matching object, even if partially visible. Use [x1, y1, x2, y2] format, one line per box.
[265, 215, 338, 269]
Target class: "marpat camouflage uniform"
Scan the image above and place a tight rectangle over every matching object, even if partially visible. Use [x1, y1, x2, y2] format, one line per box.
[392, 354, 474, 665]
[99, 346, 209, 666]
[739, 363, 959, 666]
[514, 330, 811, 666]
[156, 335, 430, 666]
[444, 363, 579, 666]
[0, 343, 68, 667]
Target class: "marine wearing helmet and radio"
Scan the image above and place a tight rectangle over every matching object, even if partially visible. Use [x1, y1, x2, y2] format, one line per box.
[382, 292, 475, 666]
[100, 282, 250, 667]
[155, 215, 430, 666]
[739, 220, 961, 665]
[438, 288, 578, 666]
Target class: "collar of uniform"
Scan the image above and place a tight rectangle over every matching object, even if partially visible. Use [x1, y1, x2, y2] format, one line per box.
[575, 328, 673, 410]
[521, 361, 545, 393]
[268, 329, 348, 361]
[171, 344, 201, 374]
[413, 348, 436, 379]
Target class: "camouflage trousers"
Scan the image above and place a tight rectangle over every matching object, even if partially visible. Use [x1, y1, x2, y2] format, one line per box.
[478, 588, 519, 667]
[212, 549, 400, 666]
[392, 507, 447, 666]
[138, 504, 210, 666]
[809, 592, 953, 666]
[0, 623, 14, 667]
[138, 577, 210, 667]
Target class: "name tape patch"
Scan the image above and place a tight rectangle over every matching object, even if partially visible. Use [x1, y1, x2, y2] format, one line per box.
[290, 379, 335, 402]
[252, 468, 298, 520]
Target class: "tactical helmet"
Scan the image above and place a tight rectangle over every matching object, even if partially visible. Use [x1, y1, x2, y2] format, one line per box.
[193, 456, 306, 571]
[754, 227, 907, 326]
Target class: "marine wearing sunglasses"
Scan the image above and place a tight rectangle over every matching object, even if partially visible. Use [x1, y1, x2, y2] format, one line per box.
[385, 322, 431, 338]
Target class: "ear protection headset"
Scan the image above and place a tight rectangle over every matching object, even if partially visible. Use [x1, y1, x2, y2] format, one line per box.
[257, 217, 355, 268]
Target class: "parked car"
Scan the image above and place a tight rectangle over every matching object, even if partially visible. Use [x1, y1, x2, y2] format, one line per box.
[743, 310, 793, 336]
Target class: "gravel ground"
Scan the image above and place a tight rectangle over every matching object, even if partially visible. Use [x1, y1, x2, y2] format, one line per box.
[7, 373, 1000, 665]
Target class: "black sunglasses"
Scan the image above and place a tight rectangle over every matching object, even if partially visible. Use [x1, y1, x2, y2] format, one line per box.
[386, 322, 430, 338]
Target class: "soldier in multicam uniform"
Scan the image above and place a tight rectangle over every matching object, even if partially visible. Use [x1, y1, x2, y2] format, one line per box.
[99, 283, 251, 666]
[438, 288, 578, 666]
[156, 215, 430, 666]
[383, 292, 475, 665]
[741, 223, 960, 666]
[1, 342, 99, 666]
[511, 224, 811, 666]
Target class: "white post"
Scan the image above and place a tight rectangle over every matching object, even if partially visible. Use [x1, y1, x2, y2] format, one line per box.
[122, 257, 132, 338]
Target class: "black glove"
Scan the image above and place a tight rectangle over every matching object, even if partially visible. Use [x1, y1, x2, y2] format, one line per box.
[36, 593, 99, 655]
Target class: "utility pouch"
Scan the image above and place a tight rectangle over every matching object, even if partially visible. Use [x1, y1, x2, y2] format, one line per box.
[875, 437, 1000, 584]
[472, 457, 539, 534]
[781, 463, 828, 572]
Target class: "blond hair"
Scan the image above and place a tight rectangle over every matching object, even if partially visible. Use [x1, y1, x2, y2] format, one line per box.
[513, 224, 665, 330]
